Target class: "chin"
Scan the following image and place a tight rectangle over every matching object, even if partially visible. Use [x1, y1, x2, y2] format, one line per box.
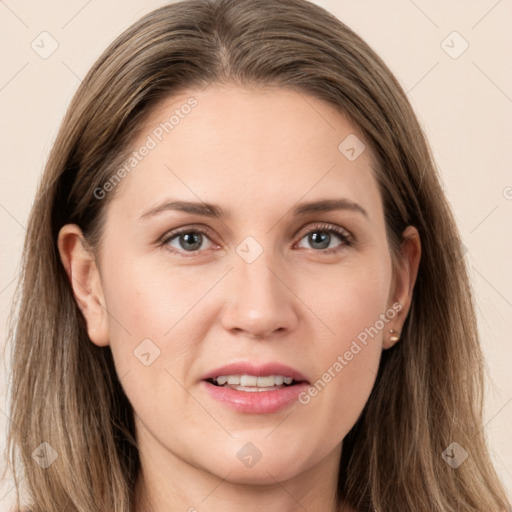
[194, 442, 310, 485]
[211, 460, 304, 485]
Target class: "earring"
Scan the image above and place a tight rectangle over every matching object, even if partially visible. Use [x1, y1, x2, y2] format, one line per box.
[389, 328, 400, 342]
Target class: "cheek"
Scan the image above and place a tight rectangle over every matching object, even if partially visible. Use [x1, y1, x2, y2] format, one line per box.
[98, 260, 204, 428]
[98, 254, 211, 392]
[101, 254, 206, 341]
[301, 253, 392, 350]
[294, 256, 392, 437]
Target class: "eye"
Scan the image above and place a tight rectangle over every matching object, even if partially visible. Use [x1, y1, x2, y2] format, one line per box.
[295, 223, 353, 253]
[160, 222, 354, 257]
[160, 226, 216, 256]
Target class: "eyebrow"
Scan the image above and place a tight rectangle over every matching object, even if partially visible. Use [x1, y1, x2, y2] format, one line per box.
[139, 198, 368, 221]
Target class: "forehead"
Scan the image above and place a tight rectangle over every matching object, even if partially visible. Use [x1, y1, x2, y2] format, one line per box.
[105, 84, 381, 224]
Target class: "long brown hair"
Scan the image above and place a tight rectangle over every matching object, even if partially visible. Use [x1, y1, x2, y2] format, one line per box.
[4, 0, 510, 511]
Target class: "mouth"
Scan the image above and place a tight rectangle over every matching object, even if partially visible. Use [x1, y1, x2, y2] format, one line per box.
[200, 362, 310, 413]
[205, 374, 303, 392]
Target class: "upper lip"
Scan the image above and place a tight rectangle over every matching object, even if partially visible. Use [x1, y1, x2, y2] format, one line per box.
[201, 362, 309, 383]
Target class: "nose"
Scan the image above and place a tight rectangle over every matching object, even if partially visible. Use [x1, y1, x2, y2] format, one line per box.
[220, 247, 299, 340]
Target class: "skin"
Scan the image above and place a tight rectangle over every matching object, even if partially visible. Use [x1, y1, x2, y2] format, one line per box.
[58, 84, 421, 512]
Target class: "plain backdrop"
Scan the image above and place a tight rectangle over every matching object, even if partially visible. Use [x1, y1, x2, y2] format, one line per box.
[1, 0, 511, 508]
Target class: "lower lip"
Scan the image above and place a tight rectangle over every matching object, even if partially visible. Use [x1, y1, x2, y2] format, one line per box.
[201, 380, 310, 414]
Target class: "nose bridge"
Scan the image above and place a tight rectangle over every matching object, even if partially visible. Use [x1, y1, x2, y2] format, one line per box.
[220, 236, 298, 337]
[236, 239, 279, 299]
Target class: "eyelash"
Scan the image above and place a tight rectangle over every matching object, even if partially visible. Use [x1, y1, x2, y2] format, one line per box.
[159, 222, 354, 257]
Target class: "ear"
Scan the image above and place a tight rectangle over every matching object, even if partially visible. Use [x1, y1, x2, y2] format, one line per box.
[57, 224, 110, 347]
[383, 225, 421, 349]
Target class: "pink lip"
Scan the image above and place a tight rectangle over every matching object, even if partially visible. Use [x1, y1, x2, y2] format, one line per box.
[200, 362, 309, 383]
[200, 380, 310, 414]
[200, 361, 310, 414]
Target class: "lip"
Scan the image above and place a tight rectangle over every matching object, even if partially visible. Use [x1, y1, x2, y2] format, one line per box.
[200, 361, 309, 383]
[200, 380, 310, 414]
[200, 361, 310, 414]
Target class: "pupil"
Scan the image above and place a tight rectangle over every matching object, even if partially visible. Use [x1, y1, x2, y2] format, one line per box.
[309, 231, 330, 249]
[180, 232, 202, 251]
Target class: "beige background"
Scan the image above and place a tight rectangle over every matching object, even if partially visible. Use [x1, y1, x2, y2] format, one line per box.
[1, 0, 511, 507]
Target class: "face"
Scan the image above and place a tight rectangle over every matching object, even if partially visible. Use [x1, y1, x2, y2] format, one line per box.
[60, 84, 419, 487]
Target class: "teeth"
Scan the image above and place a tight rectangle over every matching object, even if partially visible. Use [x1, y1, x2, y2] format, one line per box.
[241, 375, 258, 386]
[255, 375, 275, 387]
[216, 376, 229, 385]
[212, 374, 295, 387]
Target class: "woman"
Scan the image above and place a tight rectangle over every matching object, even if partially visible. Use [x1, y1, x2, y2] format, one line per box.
[5, 0, 510, 511]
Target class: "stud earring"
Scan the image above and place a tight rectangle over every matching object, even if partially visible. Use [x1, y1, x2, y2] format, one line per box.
[389, 328, 400, 342]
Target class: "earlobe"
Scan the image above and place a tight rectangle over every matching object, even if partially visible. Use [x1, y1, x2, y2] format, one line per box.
[383, 225, 421, 349]
[57, 224, 110, 347]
